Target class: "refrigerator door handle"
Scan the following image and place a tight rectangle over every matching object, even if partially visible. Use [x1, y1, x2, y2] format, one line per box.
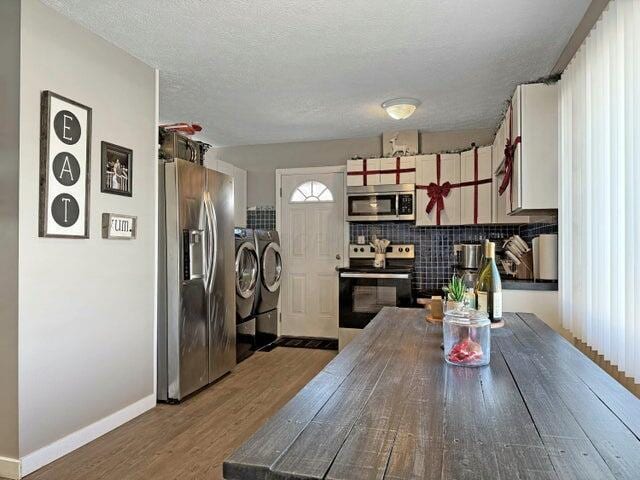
[203, 193, 214, 292]
[204, 193, 218, 294]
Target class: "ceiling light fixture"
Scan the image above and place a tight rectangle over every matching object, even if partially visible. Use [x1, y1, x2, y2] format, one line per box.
[381, 98, 421, 120]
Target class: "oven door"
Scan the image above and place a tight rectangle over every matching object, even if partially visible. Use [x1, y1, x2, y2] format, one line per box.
[346, 193, 398, 221]
[339, 272, 413, 329]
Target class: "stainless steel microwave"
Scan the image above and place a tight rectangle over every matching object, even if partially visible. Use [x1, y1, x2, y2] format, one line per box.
[346, 184, 415, 222]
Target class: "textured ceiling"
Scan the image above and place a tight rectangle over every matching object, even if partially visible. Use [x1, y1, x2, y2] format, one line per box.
[42, 0, 589, 147]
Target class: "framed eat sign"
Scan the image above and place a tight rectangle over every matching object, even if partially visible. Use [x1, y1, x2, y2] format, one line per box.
[38, 91, 92, 238]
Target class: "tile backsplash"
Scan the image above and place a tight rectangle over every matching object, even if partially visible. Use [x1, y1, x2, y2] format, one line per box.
[246, 206, 276, 230]
[349, 222, 556, 293]
[245, 204, 557, 296]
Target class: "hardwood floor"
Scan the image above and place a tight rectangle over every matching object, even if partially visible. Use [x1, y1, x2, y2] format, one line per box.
[25, 347, 336, 480]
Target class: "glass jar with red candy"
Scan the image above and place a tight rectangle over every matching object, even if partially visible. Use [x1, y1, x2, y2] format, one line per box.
[443, 308, 490, 367]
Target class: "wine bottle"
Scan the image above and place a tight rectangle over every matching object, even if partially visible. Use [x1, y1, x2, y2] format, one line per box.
[475, 241, 502, 322]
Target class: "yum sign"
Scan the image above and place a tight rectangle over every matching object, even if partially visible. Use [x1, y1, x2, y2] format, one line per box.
[39, 91, 92, 238]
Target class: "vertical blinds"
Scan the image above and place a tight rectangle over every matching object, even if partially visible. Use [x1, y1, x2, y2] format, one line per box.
[559, 0, 640, 381]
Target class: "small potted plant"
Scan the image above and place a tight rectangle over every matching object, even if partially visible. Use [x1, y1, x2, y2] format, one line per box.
[443, 275, 466, 311]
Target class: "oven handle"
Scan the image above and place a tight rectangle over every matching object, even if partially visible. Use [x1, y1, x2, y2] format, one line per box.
[339, 272, 410, 279]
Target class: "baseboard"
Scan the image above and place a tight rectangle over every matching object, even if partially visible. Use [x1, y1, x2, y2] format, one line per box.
[20, 394, 156, 477]
[0, 456, 21, 480]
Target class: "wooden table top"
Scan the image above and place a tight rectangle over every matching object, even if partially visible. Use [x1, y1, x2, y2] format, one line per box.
[223, 308, 640, 480]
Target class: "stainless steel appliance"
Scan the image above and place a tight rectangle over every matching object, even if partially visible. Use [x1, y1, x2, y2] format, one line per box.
[346, 184, 415, 222]
[158, 159, 236, 402]
[254, 230, 282, 348]
[235, 227, 259, 362]
[453, 243, 483, 288]
[338, 244, 414, 349]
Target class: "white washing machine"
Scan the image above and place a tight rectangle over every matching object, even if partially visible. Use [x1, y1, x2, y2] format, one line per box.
[234, 227, 259, 361]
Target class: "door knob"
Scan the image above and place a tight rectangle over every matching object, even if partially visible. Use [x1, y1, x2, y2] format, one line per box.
[336, 254, 341, 260]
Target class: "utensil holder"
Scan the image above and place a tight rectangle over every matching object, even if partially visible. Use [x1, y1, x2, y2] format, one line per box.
[374, 253, 386, 268]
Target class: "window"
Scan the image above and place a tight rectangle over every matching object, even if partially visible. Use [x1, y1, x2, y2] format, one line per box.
[559, 0, 640, 381]
[289, 181, 334, 203]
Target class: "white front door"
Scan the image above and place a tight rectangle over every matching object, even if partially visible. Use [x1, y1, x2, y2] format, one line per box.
[280, 170, 345, 338]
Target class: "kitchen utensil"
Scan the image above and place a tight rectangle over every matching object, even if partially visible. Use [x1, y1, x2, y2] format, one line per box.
[505, 250, 521, 265]
[501, 259, 517, 277]
[373, 253, 386, 268]
[513, 235, 530, 252]
[506, 242, 523, 258]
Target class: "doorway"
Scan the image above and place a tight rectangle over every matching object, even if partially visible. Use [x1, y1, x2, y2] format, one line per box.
[276, 167, 346, 338]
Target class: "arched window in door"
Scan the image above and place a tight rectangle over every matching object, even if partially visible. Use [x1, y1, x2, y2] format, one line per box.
[289, 180, 334, 203]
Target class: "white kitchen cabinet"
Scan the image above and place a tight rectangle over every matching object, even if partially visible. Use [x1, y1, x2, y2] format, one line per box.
[347, 158, 381, 187]
[233, 166, 247, 227]
[460, 146, 492, 225]
[499, 83, 559, 215]
[379, 156, 416, 185]
[415, 153, 461, 226]
[492, 116, 529, 224]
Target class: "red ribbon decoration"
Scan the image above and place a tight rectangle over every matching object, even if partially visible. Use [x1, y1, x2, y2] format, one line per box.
[473, 146, 479, 224]
[347, 158, 378, 185]
[347, 157, 415, 185]
[416, 154, 451, 225]
[416, 151, 492, 225]
[498, 103, 522, 209]
[363, 158, 368, 186]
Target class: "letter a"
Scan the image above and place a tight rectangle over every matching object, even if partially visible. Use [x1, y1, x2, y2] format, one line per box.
[59, 155, 74, 182]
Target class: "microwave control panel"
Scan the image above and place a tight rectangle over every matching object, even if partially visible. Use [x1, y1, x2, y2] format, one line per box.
[398, 194, 414, 215]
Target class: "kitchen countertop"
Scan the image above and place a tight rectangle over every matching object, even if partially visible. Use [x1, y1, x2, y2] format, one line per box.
[502, 278, 558, 291]
[224, 308, 640, 479]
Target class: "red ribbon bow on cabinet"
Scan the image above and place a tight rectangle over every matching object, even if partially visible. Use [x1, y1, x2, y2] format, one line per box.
[416, 154, 452, 225]
[498, 103, 521, 209]
[425, 181, 452, 218]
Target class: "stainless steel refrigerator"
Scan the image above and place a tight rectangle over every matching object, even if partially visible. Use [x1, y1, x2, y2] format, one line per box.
[158, 158, 236, 402]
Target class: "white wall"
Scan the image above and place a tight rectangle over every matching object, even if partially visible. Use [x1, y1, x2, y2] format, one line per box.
[18, 0, 157, 469]
[0, 0, 20, 465]
[212, 128, 494, 207]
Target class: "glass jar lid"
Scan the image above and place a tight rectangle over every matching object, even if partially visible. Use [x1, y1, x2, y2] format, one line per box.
[444, 308, 490, 327]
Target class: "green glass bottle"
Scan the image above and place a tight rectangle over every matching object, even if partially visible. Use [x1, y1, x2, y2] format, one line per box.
[475, 241, 502, 322]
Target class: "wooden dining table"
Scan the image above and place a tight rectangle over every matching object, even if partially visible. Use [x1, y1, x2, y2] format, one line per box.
[224, 307, 640, 479]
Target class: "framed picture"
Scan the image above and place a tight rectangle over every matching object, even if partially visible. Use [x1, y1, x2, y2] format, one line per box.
[39, 90, 92, 238]
[101, 141, 133, 197]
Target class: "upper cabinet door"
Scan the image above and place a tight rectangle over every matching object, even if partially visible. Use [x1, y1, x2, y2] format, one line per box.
[379, 156, 416, 185]
[415, 153, 461, 226]
[234, 166, 247, 227]
[499, 83, 558, 216]
[460, 146, 492, 225]
[510, 86, 523, 213]
[347, 158, 381, 187]
[519, 83, 559, 212]
[493, 113, 529, 224]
